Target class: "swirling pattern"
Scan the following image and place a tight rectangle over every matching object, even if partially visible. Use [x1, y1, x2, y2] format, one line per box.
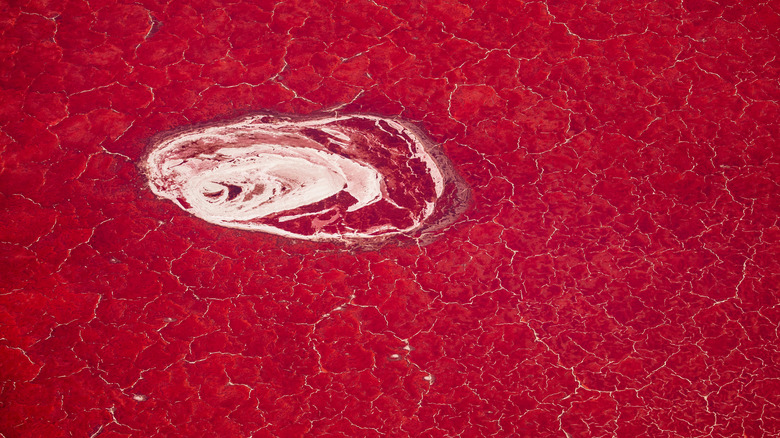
[143, 113, 469, 244]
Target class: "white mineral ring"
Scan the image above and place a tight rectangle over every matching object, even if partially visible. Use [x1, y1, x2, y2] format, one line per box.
[143, 113, 470, 244]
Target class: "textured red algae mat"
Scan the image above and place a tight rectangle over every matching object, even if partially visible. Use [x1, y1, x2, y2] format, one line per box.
[143, 113, 470, 245]
[1, 0, 779, 437]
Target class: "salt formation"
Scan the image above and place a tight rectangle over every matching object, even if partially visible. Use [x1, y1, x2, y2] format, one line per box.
[144, 113, 469, 244]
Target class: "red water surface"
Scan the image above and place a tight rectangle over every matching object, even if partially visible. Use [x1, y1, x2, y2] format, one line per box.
[1, 0, 778, 437]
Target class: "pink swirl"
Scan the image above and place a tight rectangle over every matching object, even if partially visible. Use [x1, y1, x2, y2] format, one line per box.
[143, 113, 469, 244]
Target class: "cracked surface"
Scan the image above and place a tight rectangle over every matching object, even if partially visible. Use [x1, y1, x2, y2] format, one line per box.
[1, 0, 779, 437]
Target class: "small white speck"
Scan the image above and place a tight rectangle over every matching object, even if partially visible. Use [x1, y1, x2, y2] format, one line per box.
[389, 354, 400, 359]
[423, 374, 433, 382]
[133, 394, 148, 402]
